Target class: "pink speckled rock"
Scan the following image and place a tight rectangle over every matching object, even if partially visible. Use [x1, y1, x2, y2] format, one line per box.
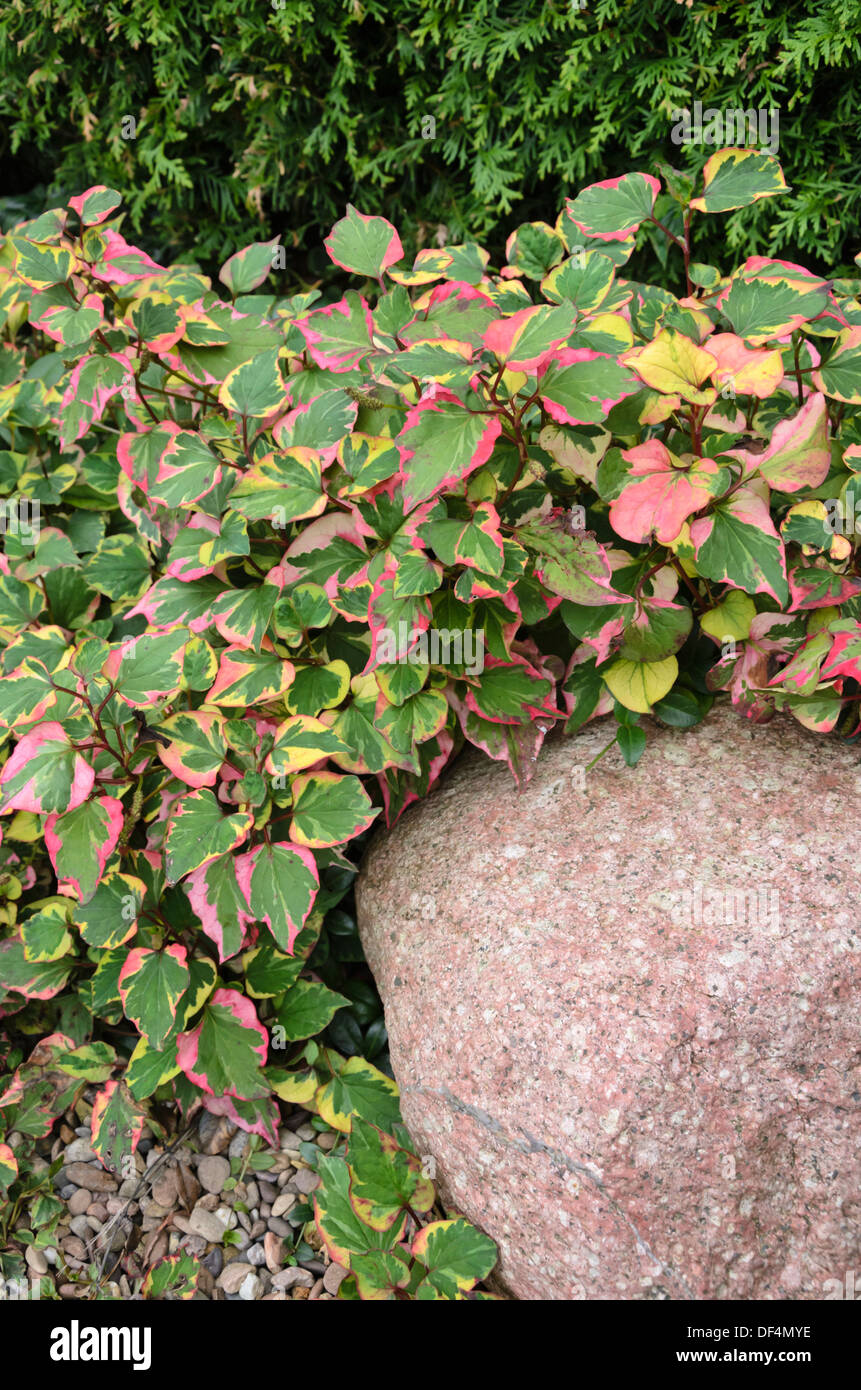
[357, 706, 861, 1300]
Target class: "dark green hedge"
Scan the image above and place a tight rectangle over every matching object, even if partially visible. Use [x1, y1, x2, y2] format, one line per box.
[2, 0, 859, 280]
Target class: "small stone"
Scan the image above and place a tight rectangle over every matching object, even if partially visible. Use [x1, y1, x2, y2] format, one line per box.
[69, 1215, 93, 1240]
[63, 1162, 117, 1193]
[263, 1232, 283, 1274]
[228, 1131, 251, 1161]
[151, 1168, 180, 1207]
[258, 1180, 277, 1203]
[197, 1155, 230, 1195]
[177, 1163, 201, 1208]
[202, 1247, 223, 1279]
[59, 1283, 86, 1299]
[271, 1193, 296, 1218]
[61, 1237, 88, 1261]
[239, 1272, 262, 1301]
[88, 1202, 108, 1222]
[267, 1217, 291, 1237]
[181, 1234, 207, 1258]
[104, 1199, 124, 1217]
[214, 1205, 237, 1232]
[259, 1203, 272, 1219]
[188, 1207, 226, 1243]
[249, 1220, 267, 1240]
[171, 1213, 191, 1234]
[63, 1138, 98, 1165]
[85, 1216, 103, 1234]
[25, 1247, 48, 1275]
[309, 1278, 325, 1300]
[197, 1111, 236, 1155]
[236, 1211, 251, 1234]
[68, 1189, 91, 1216]
[272, 1266, 314, 1290]
[245, 1243, 266, 1268]
[44, 1247, 58, 1267]
[292, 1168, 319, 1195]
[323, 1262, 349, 1295]
[317, 1132, 337, 1151]
[245, 1181, 259, 1207]
[197, 1191, 220, 1212]
[217, 1261, 254, 1294]
[119, 1177, 139, 1199]
[294, 1124, 316, 1142]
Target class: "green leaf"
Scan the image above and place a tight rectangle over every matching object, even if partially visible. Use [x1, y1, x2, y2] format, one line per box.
[177, 987, 268, 1099]
[236, 841, 319, 954]
[411, 1217, 497, 1298]
[690, 149, 787, 214]
[119, 945, 190, 1049]
[275, 979, 349, 1043]
[616, 723, 646, 766]
[289, 772, 379, 848]
[165, 789, 253, 884]
[219, 347, 286, 417]
[324, 205, 403, 280]
[347, 1118, 435, 1231]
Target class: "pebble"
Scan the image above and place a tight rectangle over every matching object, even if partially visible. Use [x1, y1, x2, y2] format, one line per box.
[292, 1169, 319, 1195]
[151, 1169, 180, 1207]
[245, 1181, 259, 1207]
[104, 1198, 124, 1217]
[69, 1215, 93, 1240]
[264, 1233, 283, 1273]
[68, 1189, 92, 1216]
[63, 1162, 117, 1193]
[63, 1139, 98, 1165]
[217, 1261, 254, 1294]
[197, 1154, 230, 1194]
[61, 1237, 88, 1261]
[239, 1272, 262, 1301]
[58, 1184, 77, 1200]
[260, 1202, 272, 1219]
[202, 1247, 223, 1278]
[271, 1193, 296, 1218]
[245, 1243, 266, 1268]
[25, 1247, 48, 1275]
[188, 1207, 226, 1243]
[119, 1177, 139, 1199]
[88, 1202, 108, 1222]
[197, 1111, 236, 1155]
[44, 1247, 58, 1267]
[317, 1132, 337, 1151]
[171, 1213, 191, 1234]
[228, 1131, 251, 1160]
[324, 1263, 349, 1295]
[258, 1180, 277, 1203]
[271, 1266, 314, 1290]
[249, 1220, 267, 1240]
[86, 1216, 103, 1234]
[214, 1206, 237, 1232]
[236, 1211, 251, 1234]
[294, 1124, 316, 1142]
[267, 1217, 291, 1237]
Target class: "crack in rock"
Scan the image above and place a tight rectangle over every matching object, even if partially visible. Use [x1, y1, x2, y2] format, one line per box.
[405, 1081, 696, 1300]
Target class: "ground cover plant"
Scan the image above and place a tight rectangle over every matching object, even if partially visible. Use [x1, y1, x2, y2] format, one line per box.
[0, 146, 860, 1299]
[1, 1, 860, 275]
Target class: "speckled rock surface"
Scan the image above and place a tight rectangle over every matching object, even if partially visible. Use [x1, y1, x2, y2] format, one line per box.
[357, 706, 861, 1300]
